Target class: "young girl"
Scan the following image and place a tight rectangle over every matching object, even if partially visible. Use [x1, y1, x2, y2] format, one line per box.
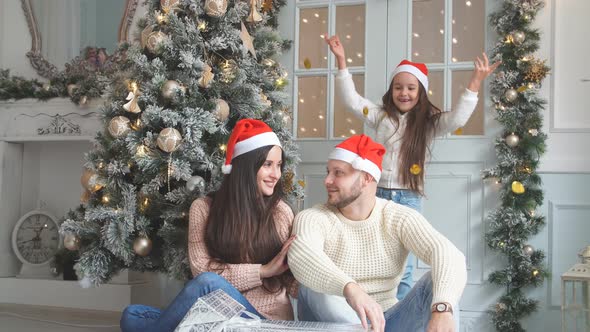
[120, 119, 297, 332]
[325, 35, 499, 300]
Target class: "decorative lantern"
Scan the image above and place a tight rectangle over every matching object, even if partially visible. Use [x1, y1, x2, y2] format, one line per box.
[561, 245, 590, 332]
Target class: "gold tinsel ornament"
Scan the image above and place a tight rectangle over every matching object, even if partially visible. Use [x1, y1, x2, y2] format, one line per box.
[524, 58, 549, 84]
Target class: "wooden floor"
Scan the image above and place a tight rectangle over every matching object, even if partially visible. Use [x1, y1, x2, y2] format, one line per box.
[0, 303, 120, 332]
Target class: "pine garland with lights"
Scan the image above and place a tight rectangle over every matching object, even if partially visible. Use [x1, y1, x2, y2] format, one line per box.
[483, 0, 550, 330]
[59, 0, 302, 286]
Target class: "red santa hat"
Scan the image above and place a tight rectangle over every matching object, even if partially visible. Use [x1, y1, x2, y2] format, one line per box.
[328, 134, 386, 182]
[222, 119, 281, 174]
[391, 59, 429, 91]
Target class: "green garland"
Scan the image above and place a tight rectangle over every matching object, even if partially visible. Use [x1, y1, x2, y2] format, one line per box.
[483, 1, 550, 331]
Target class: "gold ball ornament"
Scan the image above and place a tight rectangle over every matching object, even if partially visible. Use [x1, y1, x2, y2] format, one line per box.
[81, 168, 103, 192]
[505, 133, 520, 147]
[161, 80, 185, 99]
[213, 99, 230, 121]
[523, 244, 535, 256]
[511, 181, 525, 194]
[64, 233, 81, 251]
[146, 31, 167, 54]
[67, 84, 79, 97]
[133, 236, 153, 257]
[504, 89, 518, 102]
[160, 0, 180, 13]
[108, 116, 131, 138]
[303, 57, 312, 69]
[204, 0, 228, 17]
[410, 164, 422, 175]
[512, 31, 526, 45]
[157, 128, 183, 152]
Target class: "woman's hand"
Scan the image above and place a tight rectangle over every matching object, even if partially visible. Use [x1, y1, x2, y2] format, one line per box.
[260, 235, 296, 279]
[324, 35, 347, 70]
[467, 52, 501, 92]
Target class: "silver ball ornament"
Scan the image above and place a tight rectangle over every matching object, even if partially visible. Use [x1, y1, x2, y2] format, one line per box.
[146, 31, 167, 53]
[108, 116, 131, 138]
[133, 236, 153, 257]
[161, 80, 185, 99]
[505, 133, 520, 147]
[512, 31, 526, 45]
[213, 99, 230, 121]
[186, 175, 205, 192]
[157, 127, 183, 152]
[64, 233, 81, 251]
[523, 244, 534, 256]
[504, 89, 518, 102]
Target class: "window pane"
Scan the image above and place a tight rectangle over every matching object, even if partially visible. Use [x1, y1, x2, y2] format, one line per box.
[297, 76, 327, 138]
[452, 0, 485, 62]
[451, 70, 483, 135]
[412, 0, 445, 63]
[299, 8, 328, 70]
[427, 71, 444, 112]
[335, 5, 365, 68]
[334, 74, 365, 138]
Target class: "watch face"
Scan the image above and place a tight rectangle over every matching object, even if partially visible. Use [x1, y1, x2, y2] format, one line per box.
[436, 303, 447, 312]
[15, 213, 59, 264]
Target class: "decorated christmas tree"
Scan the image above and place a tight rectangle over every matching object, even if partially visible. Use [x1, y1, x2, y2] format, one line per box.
[59, 0, 302, 286]
[483, 0, 550, 330]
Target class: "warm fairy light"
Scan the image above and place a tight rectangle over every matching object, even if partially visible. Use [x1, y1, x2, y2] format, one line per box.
[142, 197, 149, 207]
[157, 13, 168, 24]
[102, 195, 110, 203]
[136, 145, 148, 157]
[197, 21, 207, 31]
[529, 209, 536, 216]
[98, 161, 105, 169]
[219, 144, 227, 152]
[499, 241, 505, 247]
[532, 269, 539, 277]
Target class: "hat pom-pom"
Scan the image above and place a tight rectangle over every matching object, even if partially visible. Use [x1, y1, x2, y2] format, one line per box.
[351, 157, 365, 171]
[221, 164, 232, 174]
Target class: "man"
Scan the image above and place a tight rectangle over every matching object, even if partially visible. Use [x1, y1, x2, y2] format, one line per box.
[288, 135, 467, 332]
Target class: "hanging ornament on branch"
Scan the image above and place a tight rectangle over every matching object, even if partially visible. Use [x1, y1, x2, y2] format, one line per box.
[81, 168, 104, 192]
[157, 128, 183, 152]
[161, 80, 186, 99]
[186, 175, 206, 192]
[511, 31, 526, 46]
[108, 116, 131, 138]
[205, 0, 228, 17]
[64, 233, 81, 251]
[246, 0, 263, 23]
[212, 99, 230, 121]
[261, 0, 273, 13]
[524, 58, 550, 84]
[146, 31, 168, 54]
[523, 244, 535, 256]
[511, 181, 526, 194]
[123, 88, 141, 114]
[198, 64, 214, 88]
[133, 235, 152, 256]
[505, 133, 520, 147]
[160, 0, 180, 13]
[240, 22, 257, 59]
[219, 60, 238, 84]
[504, 88, 518, 102]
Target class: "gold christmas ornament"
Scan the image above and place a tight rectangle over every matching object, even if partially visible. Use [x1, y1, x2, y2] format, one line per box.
[161, 80, 185, 99]
[140, 25, 154, 49]
[511, 31, 526, 45]
[524, 58, 549, 84]
[108, 116, 131, 138]
[528, 128, 539, 136]
[64, 233, 81, 251]
[146, 31, 167, 54]
[505, 133, 520, 147]
[204, 0, 228, 17]
[124, 91, 141, 113]
[240, 22, 257, 59]
[220, 60, 238, 84]
[133, 235, 153, 257]
[160, 0, 180, 13]
[410, 164, 422, 175]
[511, 181, 525, 194]
[67, 84, 79, 97]
[198, 64, 214, 88]
[213, 99, 230, 121]
[523, 244, 535, 256]
[504, 89, 518, 102]
[157, 128, 183, 152]
[81, 168, 103, 192]
[246, 0, 263, 22]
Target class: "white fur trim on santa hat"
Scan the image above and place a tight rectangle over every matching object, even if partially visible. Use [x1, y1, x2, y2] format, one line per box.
[233, 131, 281, 159]
[391, 64, 429, 91]
[328, 147, 381, 182]
[221, 164, 232, 174]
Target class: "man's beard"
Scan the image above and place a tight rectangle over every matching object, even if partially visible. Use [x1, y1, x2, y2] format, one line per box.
[328, 175, 362, 209]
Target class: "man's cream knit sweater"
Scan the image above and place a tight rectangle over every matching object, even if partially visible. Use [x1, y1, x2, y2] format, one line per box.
[288, 198, 467, 311]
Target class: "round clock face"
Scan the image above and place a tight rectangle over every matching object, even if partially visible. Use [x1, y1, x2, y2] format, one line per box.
[13, 212, 60, 265]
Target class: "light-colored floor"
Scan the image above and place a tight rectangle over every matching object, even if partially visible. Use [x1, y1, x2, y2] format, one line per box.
[0, 303, 120, 332]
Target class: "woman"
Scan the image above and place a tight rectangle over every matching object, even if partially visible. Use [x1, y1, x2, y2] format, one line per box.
[120, 119, 297, 332]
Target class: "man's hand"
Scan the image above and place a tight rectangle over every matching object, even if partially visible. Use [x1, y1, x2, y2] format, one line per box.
[426, 312, 455, 332]
[343, 282, 385, 332]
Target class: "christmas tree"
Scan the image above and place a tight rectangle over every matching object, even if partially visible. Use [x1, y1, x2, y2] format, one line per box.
[59, 0, 302, 286]
[483, 0, 550, 330]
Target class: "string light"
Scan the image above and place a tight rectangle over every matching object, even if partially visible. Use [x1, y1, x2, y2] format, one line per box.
[102, 195, 110, 204]
[532, 269, 539, 277]
[219, 144, 227, 152]
[197, 21, 207, 31]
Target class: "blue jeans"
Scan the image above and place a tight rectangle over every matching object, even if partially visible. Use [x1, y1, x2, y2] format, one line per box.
[297, 272, 460, 331]
[120, 272, 263, 332]
[376, 187, 422, 300]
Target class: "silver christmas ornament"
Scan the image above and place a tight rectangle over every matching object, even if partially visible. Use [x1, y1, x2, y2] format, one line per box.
[64, 233, 81, 251]
[505, 133, 520, 147]
[186, 175, 205, 192]
[146, 31, 167, 53]
[512, 31, 526, 45]
[213, 99, 230, 121]
[161, 80, 184, 99]
[108, 116, 131, 138]
[157, 127, 183, 152]
[523, 244, 534, 256]
[133, 236, 152, 257]
[504, 89, 518, 102]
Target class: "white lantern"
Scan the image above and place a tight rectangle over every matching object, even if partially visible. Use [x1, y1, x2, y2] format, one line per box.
[561, 246, 590, 332]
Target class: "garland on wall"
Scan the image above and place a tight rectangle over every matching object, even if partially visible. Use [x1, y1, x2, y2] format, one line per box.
[483, 0, 550, 330]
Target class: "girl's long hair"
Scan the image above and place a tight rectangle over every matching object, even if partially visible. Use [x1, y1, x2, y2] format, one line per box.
[205, 145, 290, 293]
[381, 80, 442, 195]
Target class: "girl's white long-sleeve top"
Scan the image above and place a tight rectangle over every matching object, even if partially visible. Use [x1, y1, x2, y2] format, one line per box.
[335, 68, 479, 189]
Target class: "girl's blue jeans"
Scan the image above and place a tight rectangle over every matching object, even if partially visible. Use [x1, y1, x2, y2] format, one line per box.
[376, 187, 422, 300]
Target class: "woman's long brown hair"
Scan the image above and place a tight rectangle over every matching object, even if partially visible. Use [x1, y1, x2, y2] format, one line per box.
[381, 80, 442, 195]
[205, 145, 291, 293]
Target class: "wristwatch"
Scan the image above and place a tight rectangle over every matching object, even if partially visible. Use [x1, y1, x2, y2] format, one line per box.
[432, 302, 453, 314]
